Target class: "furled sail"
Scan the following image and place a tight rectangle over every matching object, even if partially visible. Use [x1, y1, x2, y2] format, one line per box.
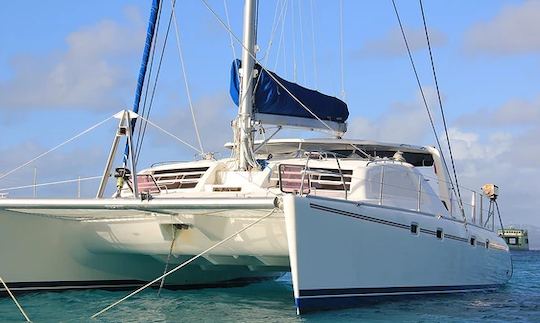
[229, 60, 349, 125]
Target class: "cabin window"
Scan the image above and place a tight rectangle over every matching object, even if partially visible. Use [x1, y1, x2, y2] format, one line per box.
[410, 223, 418, 235]
[436, 229, 443, 240]
[276, 164, 352, 192]
[152, 167, 209, 190]
[470, 237, 476, 246]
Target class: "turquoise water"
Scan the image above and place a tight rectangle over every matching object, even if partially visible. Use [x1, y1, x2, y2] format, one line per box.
[1, 251, 539, 322]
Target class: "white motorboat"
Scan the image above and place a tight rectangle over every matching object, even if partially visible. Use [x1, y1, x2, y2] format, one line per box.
[0, 0, 511, 315]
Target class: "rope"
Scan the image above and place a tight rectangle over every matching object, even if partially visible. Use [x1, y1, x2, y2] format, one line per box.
[223, 0, 241, 89]
[137, 115, 202, 154]
[297, 0, 307, 84]
[135, 1, 176, 164]
[419, 0, 465, 213]
[290, 0, 297, 82]
[171, 0, 205, 155]
[309, 0, 319, 89]
[390, 0, 464, 221]
[157, 224, 178, 296]
[261, 0, 285, 65]
[339, 0, 346, 100]
[273, 0, 289, 72]
[134, 1, 163, 161]
[0, 115, 113, 182]
[0, 275, 31, 322]
[91, 207, 278, 319]
[199, 0, 338, 134]
[0, 176, 101, 192]
[495, 200, 505, 232]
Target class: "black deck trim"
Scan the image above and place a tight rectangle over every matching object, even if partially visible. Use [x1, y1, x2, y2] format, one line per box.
[310, 203, 490, 247]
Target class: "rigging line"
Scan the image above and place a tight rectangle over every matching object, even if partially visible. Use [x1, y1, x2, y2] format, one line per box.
[273, 0, 289, 71]
[291, 0, 297, 82]
[262, 0, 284, 65]
[0, 276, 31, 322]
[135, 0, 164, 158]
[91, 207, 278, 319]
[0, 176, 102, 192]
[494, 201, 505, 232]
[339, 0, 346, 100]
[297, 0, 307, 84]
[157, 224, 177, 296]
[0, 115, 113, 182]
[171, 0, 204, 154]
[253, 0, 288, 102]
[309, 0, 319, 89]
[419, 0, 464, 211]
[223, 0, 240, 87]
[137, 114, 202, 154]
[135, 1, 176, 165]
[199, 0, 336, 134]
[390, 0, 461, 215]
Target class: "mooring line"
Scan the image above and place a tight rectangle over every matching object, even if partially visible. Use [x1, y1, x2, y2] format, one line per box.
[91, 208, 278, 319]
[157, 224, 178, 296]
[0, 275, 31, 322]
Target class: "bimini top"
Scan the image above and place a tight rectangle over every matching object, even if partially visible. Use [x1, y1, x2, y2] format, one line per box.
[225, 138, 435, 166]
[229, 60, 349, 126]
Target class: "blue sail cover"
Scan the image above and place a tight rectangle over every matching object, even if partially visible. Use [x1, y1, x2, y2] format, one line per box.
[230, 60, 349, 123]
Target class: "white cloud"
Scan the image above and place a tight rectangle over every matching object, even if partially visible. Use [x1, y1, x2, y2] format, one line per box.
[0, 142, 108, 198]
[445, 126, 540, 227]
[136, 92, 237, 161]
[0, 9, 145, 112]
[357, 27, 447, 58]
[346, 90, 540, 227]
[456, 97, 540, 128]
[346, 87, 440, 144]
[464, 1, 540, 55]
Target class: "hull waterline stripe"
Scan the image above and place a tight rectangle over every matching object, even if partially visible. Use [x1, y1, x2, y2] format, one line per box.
[298, 284, 501, 297]
[0, 276, 277, 294]
[294, 285, 502, 313]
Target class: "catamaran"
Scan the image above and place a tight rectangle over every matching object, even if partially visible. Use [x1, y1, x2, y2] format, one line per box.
[0, 0, 511, 315]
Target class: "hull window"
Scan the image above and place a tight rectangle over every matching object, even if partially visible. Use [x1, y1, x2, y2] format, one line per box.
[410, 223, 419, 235]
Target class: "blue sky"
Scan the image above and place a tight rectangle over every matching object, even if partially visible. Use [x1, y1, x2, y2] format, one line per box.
[1, 1, 539, 227]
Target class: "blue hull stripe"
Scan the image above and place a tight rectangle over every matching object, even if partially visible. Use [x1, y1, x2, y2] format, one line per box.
[0, 276, 276, 295]
[296, 284, 502, 313]
[299, 284, 500, 297]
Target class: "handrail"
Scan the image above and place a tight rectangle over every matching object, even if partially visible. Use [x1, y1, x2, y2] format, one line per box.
[277, 154, 494, 230]
[299, 151, 349, 200]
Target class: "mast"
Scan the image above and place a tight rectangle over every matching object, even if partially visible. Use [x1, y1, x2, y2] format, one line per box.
[237, 0, 257, 170]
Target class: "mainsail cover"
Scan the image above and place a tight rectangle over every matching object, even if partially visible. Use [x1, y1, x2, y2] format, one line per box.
[230, 60, 349, 123]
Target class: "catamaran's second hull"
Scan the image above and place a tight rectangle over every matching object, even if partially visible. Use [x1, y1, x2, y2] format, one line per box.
[0, 198, 289, 293]
[283, 194, 513, 314]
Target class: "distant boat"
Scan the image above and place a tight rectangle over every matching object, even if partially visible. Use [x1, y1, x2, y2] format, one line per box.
[498, 228, 529, 251]
[0, 0, 512, 315]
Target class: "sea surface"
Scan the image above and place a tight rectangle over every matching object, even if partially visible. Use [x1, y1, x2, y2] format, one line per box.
[1, 251, 539, 322]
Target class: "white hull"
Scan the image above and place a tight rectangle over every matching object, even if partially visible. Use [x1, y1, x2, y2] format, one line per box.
[283, 194, 512, 313]
[0, 198, 289, 293]
[0, 140, 513, 315]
